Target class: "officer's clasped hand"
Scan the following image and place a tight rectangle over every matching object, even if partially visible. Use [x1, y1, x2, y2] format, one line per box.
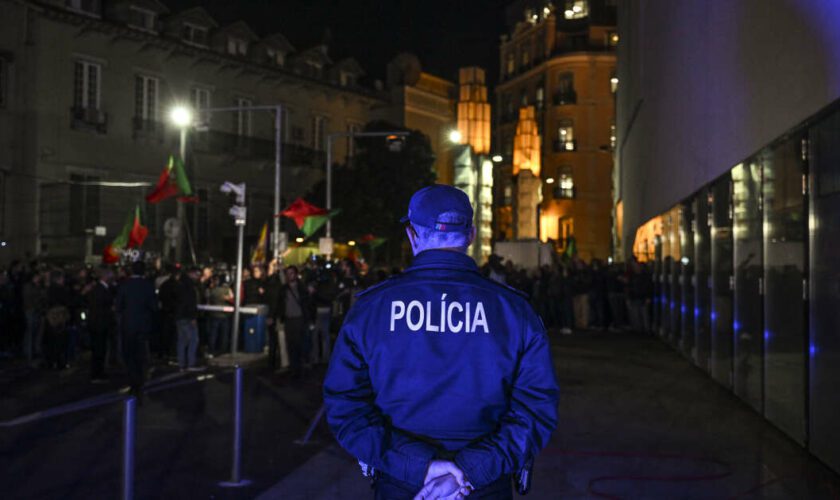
[413, 460, 473, 500]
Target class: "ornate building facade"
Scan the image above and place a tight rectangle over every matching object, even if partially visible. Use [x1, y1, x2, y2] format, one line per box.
[493, 0, 617, 260]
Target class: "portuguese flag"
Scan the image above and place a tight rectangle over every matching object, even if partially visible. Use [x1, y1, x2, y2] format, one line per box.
[145, 155, 196, 204]
[103, 206, 148, 264]
[360, 233, 386, 248]
[301, 209, 340, 238]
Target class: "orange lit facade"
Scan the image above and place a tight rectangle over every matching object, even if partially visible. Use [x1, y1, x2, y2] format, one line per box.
[493, 0, 617, 260]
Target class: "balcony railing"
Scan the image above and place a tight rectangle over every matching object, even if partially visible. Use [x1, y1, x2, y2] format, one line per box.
[70, 107, 108, 134]
[192, 130, 325, 166]
[553, 91, 577, 106]
[553, 139, 577, 152]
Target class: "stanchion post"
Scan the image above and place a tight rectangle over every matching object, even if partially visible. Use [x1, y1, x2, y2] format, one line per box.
[122, 397, 136, 500]
[220, 365, 251, 487]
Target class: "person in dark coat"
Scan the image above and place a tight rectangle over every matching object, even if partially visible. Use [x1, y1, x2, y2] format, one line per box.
[174, 267, 201, 370]
[274, 265, 314, 375]
[44, 270, 72, 370]
[85, 267, 115, 382]
[157, 266, 179, 360]
[115, 261, 158, 401]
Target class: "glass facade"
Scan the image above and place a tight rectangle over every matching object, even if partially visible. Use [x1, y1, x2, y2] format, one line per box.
[732, 162, 764, 411]
[711, 176, 733, 388]
[632, 102, 840, 474]
[809, 109, 840, 472]
[693, 191, 712, 371]
[762, 135, 806, 444]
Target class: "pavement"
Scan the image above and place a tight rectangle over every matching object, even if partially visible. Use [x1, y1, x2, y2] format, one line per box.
[2, 331, 840, 499]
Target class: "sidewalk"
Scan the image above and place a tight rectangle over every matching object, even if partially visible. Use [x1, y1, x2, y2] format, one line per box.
[256, 329, 840, 499]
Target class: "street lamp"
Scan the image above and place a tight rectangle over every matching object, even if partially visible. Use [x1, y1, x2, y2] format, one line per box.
[324, 130, 410, 259]
[448, 129, 462, 144]
[169, 105, 194, 264]
[492, 154, 503, 163]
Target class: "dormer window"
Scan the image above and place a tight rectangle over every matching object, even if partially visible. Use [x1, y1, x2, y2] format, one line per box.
[183, 23, 208, 47]
[339, 71, 355, 87]
[266, 48, 285, 67]
[227, 37, 248, 56]
[308, 61, 323, 78]
[65, 0, 101, 17]
[129, 6, 157, 32]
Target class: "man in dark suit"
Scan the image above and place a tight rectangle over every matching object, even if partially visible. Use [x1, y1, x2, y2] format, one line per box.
[85, 266, 115, 382]
[274, 265, 314, 376]
[115, 261, 158, 401]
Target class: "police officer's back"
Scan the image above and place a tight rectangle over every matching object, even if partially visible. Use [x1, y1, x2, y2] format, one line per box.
[323, 185, 559, 499]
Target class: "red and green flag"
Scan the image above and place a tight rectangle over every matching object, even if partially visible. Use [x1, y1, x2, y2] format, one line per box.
[277, 197, 327, 228]
[103, 206, 148, 264]
[301, 209, 340, 238]
[360, 233, 387, 248]
[145, 155, 197, 204]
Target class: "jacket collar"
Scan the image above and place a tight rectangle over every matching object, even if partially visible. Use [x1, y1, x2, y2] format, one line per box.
[406, 249, 479, 273]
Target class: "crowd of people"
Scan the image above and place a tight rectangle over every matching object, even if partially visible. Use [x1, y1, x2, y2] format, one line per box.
[0, 252, 656, 388]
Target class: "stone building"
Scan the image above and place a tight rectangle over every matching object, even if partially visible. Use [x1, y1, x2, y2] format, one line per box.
[0, 0, 382, 263]
[493, 0, 617, 260]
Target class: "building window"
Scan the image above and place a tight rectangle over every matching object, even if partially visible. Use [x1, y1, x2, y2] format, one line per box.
[610, 123, 616, 150]
[234, 97, 252, 136]
[520, 90, 528, 107]
[506, 53, 515, 76]
[607, 31, 619, 47]
[346, 122, 360, 157]
[292, 126, 304, 143]
[554, 72, 576, 105]
[311, 115, 326, 151]
[227, 37, 247, 56]
[503, 134, 513, 156]
[190, 87, 210, 127]
[521, 46, 530, 68]
[610, 72, 619, 93]
[0, 57, 7, 108]
[128, 6, 156, 32]
[266, 48, 285, 67]
[69, 174, 100, 233]
[182, 23, 208, 46]
[65, 0, 101, 16]
[555, 120, 576, 151]
[563, 0, 589, 19]
[74, 60, 101, 110]
[554, 168, 575, 199]
[339, 71, 355, 87]
[503, 185, 512, 205]
[134, 75, 158, 121]
[535, 86, 545, 111]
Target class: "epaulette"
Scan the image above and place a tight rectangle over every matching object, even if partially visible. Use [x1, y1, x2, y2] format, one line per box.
[354, 275, 401, 298]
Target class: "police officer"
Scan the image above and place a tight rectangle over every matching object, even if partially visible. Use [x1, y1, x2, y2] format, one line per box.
[323, 185, 559, 499]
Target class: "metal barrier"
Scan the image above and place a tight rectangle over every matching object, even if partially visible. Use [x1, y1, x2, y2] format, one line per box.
[0, 366, 246, 499]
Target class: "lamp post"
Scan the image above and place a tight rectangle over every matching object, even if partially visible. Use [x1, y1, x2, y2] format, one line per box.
[169, 105, 193, 264]
[323, 130, 410, 258]
[169, 104, 284, 261]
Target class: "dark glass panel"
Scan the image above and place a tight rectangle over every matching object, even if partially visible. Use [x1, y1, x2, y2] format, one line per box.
[711, 176, 734, 388]
[694, 190, 712, 371]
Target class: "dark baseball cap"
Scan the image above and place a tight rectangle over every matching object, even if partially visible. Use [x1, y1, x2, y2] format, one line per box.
[400, 184, 474, 232]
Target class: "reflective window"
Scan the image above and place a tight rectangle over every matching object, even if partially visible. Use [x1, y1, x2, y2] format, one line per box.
[732, 162, 763, 411]
[681, 200, 695, 358]
[762, 135, 806, 444]
[711, 176, 733, 388]
[809, 109, 840, 471]
[693, 190, 712, 371]
[669, 208, 683, 347]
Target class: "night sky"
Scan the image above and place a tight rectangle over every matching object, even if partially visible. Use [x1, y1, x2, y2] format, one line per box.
[168, 0, 511, 89]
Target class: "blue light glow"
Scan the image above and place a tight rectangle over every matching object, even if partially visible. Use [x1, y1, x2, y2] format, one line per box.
[810, 344, 818, 357]
[670, 301, 675, 310]
[733, 320, 741, 332]
[694, 307, 700, 317]
[680, 305, 687, 314]
[711, 311, 717, 322]
[764, 330, 770, 341]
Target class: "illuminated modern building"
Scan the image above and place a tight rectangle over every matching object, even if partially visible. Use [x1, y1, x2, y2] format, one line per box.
[494, 0, 617, 260]
[616, 0, 840, 475]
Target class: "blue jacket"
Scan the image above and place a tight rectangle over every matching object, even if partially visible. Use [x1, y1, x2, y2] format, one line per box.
[323, 250, 559, 488]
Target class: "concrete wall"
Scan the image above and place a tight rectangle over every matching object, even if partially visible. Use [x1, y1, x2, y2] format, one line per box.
[617, 0, 840, 257]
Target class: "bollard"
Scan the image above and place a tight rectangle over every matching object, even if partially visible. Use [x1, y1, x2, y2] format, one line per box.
[122, 397, 136, 500]
[220, 366, 251, 487]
